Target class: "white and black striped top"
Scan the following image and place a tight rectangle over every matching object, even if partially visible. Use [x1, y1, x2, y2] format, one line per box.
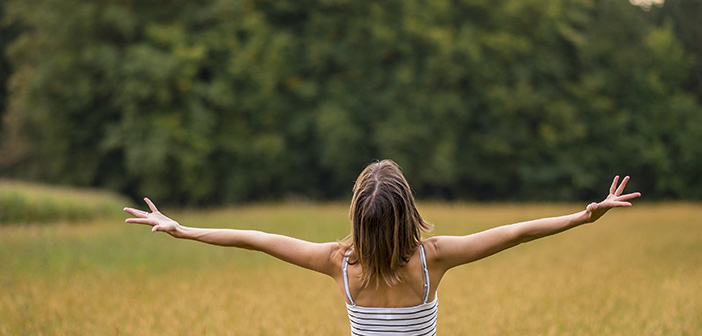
[342, 245, 438, 336]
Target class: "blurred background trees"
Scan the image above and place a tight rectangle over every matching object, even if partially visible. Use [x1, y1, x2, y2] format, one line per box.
[1, 0, 701, 205]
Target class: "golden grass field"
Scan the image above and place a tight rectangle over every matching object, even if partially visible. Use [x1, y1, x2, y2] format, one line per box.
[1, 202, 700, 335]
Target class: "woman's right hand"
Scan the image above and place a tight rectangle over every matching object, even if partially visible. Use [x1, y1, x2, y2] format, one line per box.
[584, 175, 641, 223]
[124, 197, 181, 236]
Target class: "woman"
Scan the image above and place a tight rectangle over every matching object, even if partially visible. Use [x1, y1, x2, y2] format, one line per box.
[124, 160, 641, 335]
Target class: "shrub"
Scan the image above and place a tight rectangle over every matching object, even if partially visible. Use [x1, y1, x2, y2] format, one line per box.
[0, 180, 131, 225]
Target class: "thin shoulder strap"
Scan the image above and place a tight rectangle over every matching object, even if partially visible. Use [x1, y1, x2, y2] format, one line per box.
[344, 246, 429, 306]
[419, 244, 430, 304]
[341, 249, 356, 306]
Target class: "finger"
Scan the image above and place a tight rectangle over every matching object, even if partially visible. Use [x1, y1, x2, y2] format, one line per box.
[144, 197, 159, 213]
[152, 225, 159, 232]
[123, 207, 148, 218]
[616, 191, 641, 201]
[600, 198, 636, 207]
[614, 176, 630, 196]
[125, 218, 157, 226]
[609, 175, 619, 195]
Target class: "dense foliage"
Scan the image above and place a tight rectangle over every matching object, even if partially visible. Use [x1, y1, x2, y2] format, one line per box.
[1, 0, 701, 204]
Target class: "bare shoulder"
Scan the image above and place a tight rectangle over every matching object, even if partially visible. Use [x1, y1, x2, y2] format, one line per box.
[421, 235, 467, 269]
[325, 242, 348, 274]
[421, 237, 455, 287]
[328, 242, 347, 260]
[421, 237, 443, 261]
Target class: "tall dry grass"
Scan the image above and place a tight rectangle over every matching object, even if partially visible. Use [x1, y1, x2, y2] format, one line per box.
[1, 203, 700, 335]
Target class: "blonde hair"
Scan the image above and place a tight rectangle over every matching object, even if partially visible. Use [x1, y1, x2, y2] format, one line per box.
[348, 159, 432, 287]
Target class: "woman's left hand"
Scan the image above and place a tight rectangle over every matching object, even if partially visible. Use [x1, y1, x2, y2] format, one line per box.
[124, 198, 180, 236]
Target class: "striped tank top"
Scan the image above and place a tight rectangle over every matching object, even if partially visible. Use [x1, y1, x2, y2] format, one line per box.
[342, 245, 438, 336]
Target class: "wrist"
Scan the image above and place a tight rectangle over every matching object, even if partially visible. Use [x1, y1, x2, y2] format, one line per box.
[574, 209, 593, 225]
[172, 223, 188, 238]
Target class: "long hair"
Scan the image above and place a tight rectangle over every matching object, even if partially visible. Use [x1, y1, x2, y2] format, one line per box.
[348, 159, 432, 287]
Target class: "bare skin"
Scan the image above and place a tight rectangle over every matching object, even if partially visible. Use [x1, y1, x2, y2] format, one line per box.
[124, 175, 640, 307]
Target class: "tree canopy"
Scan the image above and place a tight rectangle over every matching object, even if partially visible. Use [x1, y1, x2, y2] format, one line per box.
[2, 0, 701, 204]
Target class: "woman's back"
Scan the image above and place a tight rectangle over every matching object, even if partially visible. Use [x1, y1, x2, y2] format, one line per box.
[340, 244, 436, 307]
[341, 243, 438, 336]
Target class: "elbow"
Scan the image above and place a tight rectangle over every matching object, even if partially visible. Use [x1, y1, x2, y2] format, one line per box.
[506, 225, 534, 246]
[240, 230, 272, 251]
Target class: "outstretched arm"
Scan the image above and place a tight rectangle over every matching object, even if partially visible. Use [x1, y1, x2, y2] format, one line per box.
[430, 175, 641, 272]
[124, 198, 338, 276]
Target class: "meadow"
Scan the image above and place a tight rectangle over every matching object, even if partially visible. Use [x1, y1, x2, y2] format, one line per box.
[1, 201, 700, 335]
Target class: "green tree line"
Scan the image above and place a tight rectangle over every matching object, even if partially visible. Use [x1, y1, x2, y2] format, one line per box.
[1, 0, 701, 204]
